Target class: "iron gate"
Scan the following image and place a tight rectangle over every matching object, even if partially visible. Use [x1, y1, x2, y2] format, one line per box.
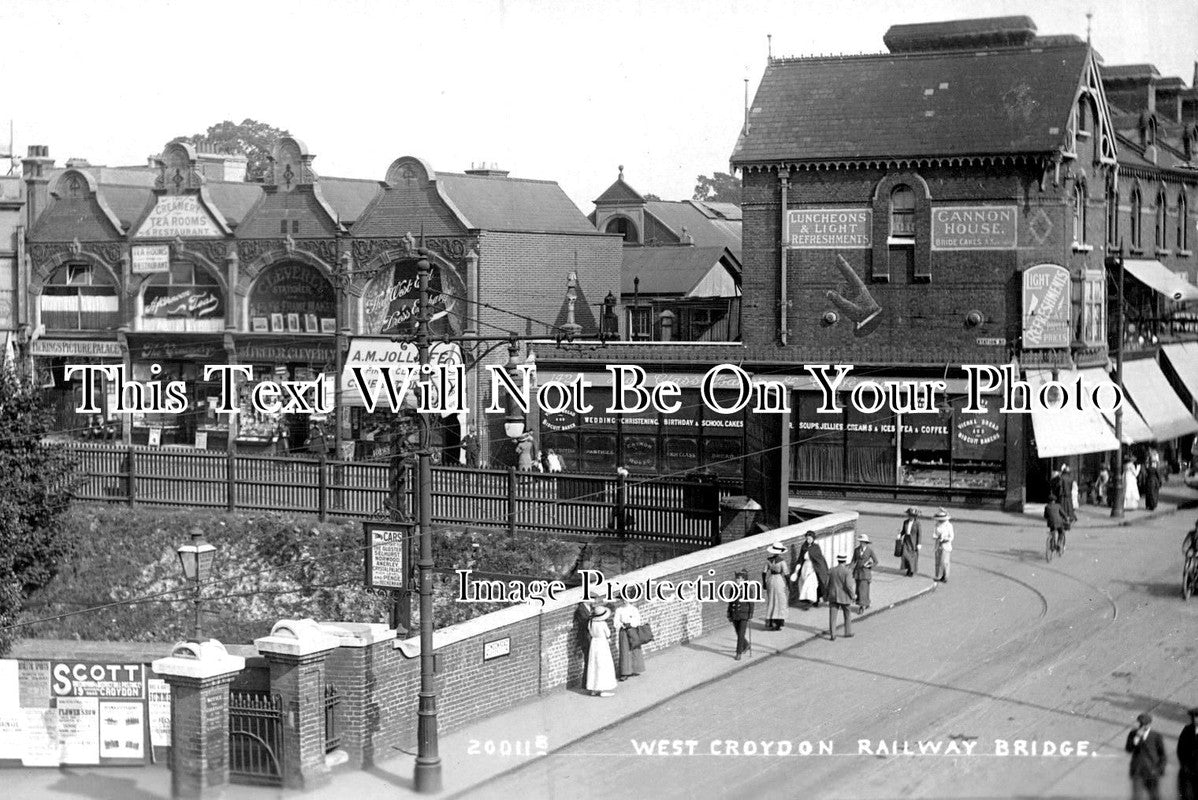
[229, 691, 283, 786]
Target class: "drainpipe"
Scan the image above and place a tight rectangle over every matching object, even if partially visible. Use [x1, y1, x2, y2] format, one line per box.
[779, 170, 789, 346]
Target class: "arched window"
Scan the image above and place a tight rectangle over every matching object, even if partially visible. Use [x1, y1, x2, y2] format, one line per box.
[1155, 187, 1168, 250]
[605, 217, 638, 243]
[1146, 117, 1157, 147]
[1106, 178, 1119, 246]
[1073, 180, 1087, 244]
[1130, 186, 1143, 249]
[1178, 191, 1190, 252]
[1077, 96, 1090, 135]
[140, 262, 224, 332]
[41, 264, 119, 330]
[889, 186, 916, 238]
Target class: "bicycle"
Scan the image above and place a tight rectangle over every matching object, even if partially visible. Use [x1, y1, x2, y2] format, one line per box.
[1184, 552, 1198, 601]
[1046, 528, 1064, 563]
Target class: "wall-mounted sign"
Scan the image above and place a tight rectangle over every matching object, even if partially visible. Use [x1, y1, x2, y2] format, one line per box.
[134, 195, 222, 239]
[341, 339, 462, 413]
[931, 206, 1018, 250]
[364, 522, 411, 590]
[976, 337, 1007, 346]
[30, 339, 124, 358]
[143, 287, 223, 318]
[248, 262, 336, 322]
[1021, 263, 1071, 349]
[786, 209, 872, 249]
[363, 257, 460, 336]
[483, 637, 511, 662]
[131, 245, 170, 274]
[51, 662, 145, 699]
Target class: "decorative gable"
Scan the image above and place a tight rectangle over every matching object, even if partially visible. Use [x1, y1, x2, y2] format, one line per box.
[267, 137, 318, 190]
[1071, 52, 1119, 164]
[155, 142, 205, 194]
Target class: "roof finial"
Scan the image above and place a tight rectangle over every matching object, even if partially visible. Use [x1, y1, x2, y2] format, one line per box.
[618, 164, 624, 180]
[1085, 10, 1093, 45]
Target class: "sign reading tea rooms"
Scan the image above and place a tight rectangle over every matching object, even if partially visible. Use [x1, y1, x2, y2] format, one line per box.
[134, 196, 222, 239]
[786, 209, 872, 249]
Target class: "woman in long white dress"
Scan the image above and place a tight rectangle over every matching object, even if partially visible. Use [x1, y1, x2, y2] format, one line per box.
[791, 547, 818, 604]
[1123, 456, 1141, 511]
[586, 606, 617, 696]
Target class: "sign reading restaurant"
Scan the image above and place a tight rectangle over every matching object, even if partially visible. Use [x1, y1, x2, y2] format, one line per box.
[134, 195, 222, 239]
[130, 244, 170, 274]
[786, 209, 872, 249]
[1021, 263, 1071, 349]
[931, 206, 1017, 250]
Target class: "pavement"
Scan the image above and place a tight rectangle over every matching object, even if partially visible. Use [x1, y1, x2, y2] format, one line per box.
[8, 482, 1195, 799]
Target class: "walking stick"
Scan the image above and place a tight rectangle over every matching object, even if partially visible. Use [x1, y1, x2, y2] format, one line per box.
[747, 620, 753, 658]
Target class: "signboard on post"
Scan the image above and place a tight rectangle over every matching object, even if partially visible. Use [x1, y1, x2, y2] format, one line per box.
[1021, 263, 1072, 349]
[785, 209, 872, 249]
[364, 522, 411, 591]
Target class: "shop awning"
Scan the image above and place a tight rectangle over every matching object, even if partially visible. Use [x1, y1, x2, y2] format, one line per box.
[1123, 259, 1198, 303]
[1077, 368, 1156, 444]
[1162, 342, 1198, 408]
[1120, 357, 1198, 441]
[1025, 370, 1120, 458]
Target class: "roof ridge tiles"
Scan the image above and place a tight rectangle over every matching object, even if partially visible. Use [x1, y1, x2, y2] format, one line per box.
[768, 39, 1086, 65]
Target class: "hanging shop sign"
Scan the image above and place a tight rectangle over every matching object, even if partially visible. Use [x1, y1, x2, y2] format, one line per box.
[130, 244, 170, 274]
[1021, 264, 1071, 349]
[786, 209, 872, 249]
[248, 262, 336, 323]
[362, 257, 461, 336]
[30, 339, 124, 358]
[364, 522, 411, 591]
[133, 195, 222, 239]
[143, 287, 223, 318]
[931, 206, 1018, 250]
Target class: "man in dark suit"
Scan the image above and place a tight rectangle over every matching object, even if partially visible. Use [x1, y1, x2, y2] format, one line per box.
[826, 554, 856, 640]
[1179, 707, 1198, 800]
[1044, 496, 1068, 554]
[1126, 711, 1167, 799]
[726, 570, 754, 660]
[852, 534, 878, 614]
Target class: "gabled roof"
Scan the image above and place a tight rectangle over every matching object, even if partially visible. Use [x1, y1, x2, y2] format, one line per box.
[732, 42, 1090, 165]
[436, 172, 597, 234]
[621, 246, 737, 296]
[593, 176, 645, 206]
[204, 182, 263, 228]
[644, 201, 742, 257]
[99, 185, 154, 231]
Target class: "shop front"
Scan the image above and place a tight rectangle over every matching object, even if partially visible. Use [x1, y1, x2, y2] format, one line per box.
[30, 337, 126, 440]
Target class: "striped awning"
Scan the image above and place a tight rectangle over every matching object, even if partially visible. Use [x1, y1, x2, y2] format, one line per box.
[1076, 368, 1156, 445]
[1162, 342, 1198, 408]
[1025, 370, 1120, 458]
[1121, 357, 1198, 441]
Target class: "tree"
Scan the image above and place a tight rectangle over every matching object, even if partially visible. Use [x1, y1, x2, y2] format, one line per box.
[693, 172, 741, 204]
[173, 119, 290, 182]
[0, 367, 78, 655]
[643, 193, 662, 202]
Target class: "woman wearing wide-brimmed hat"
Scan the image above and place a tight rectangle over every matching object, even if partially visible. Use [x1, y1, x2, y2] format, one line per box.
[897, 508, 921, 577]
[852, 533, 878, 613]
[611, 595, 646, 680]
[1122, 454, 1142, 511]
[585, 606, 617, 696]
[762, 542, 790, 630]
[932, 508, 955, 583]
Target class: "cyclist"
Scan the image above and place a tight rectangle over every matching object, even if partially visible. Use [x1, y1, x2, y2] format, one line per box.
[1186, 517, 1198, 561]
[1044, 496, 1068, 555]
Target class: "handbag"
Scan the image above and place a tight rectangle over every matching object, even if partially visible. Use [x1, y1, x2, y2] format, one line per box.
[636, 622, 654, 645]
[625, 625, 643, 649]
[893, 536, 904, 559]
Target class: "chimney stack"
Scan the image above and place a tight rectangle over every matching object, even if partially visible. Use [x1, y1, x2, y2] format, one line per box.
[22, 145, 54, 228]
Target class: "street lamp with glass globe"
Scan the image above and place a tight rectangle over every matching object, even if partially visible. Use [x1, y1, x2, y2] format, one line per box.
[176, 526, 216, 642]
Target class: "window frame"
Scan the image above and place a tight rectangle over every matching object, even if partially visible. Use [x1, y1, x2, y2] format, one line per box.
[41, 263, 120, 331]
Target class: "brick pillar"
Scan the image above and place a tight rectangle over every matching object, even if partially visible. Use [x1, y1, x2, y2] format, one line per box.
[319, 622, 397, 769]
[255, 619, 340, 790]
[151, 640, 246, 799]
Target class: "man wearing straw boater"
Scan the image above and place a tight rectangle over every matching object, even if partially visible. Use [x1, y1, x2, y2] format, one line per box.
[825, 554, 856, 640]
[932, 508, 955, 583]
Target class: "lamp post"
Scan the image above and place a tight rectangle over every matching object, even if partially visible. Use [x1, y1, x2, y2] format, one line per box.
[503, 338, 527, 443]
[176, 526, 216, 642]
[1111, 242, 1126, 519]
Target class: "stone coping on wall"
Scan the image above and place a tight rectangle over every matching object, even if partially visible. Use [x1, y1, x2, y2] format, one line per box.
[393, 511, 857, 658]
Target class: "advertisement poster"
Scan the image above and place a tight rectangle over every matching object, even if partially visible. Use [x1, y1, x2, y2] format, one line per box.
[0, 659, 17, 710]
[98, 701, 144, 761]
[0, 707, 60, 766]
[18, 660, 51, 708]
[56, 697, 100, 765]
[147, 678, 171, 747]
[1021, 264, 1071, 349]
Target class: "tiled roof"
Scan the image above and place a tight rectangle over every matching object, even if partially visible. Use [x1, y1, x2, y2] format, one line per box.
[594, 176, 644, 205]
[99, 185, 154, 231]
[621, 246, 734, 295]
[1102, 64, 1161, 81]
[732, 43, 1090, 164]
[436, 172, 597, 233]
[204, 182, 262, 227]
[690, 200, 742, 221]
[644, 201, 742, 257]
[320, 178, 381, 225]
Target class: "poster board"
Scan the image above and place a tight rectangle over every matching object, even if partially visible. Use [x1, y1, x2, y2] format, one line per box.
[50, 660, 149, 765]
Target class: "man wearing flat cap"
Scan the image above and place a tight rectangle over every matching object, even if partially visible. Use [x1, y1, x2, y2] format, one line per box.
[851, 533, 877, 614]
[825, 554, 856, 640]
[1179, 707, 1198, 800]
[1126, 711, 1167, 799]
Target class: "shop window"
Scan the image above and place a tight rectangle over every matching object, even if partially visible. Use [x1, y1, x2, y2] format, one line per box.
[1130, 186, 1143, 250]
[791, 392, 845, 483]
[1178, 191, 1190, 252]
[1073, 181, 1087, 245]
[141, 262, 225, 333]
[249, 262, 336, 334]
[900, 404, 951, 488]
[1082, 275, 1106, 344]
[41, 264, 120, 330]
[1155, 187, 1168, 251]
[605, 216, 639, 243]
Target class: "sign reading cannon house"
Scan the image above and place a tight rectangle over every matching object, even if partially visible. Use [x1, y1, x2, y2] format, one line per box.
[786, 209, 872, 249]
[1021, 264, 1071, 349]
[931, 206, 1017, 250]
[134, 196, 222, 239]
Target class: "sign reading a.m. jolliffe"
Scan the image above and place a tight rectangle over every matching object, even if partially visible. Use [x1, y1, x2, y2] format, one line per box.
[787, 209, 872, 248]
[931, 206, 1017, 250]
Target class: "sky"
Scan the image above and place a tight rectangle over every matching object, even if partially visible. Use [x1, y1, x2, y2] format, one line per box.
[1, 0, 1195, 213]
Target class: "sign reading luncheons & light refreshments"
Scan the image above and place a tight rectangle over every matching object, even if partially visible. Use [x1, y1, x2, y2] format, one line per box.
[1021, 264, 1071, 349]
[931, 206, 1018, 250]
[786, 209, 872, 248]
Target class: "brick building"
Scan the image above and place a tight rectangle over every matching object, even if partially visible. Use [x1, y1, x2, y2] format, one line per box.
[0, 167, 22, 364]
[18, 139, 620, 465]
[727, 15, 1189, 511]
